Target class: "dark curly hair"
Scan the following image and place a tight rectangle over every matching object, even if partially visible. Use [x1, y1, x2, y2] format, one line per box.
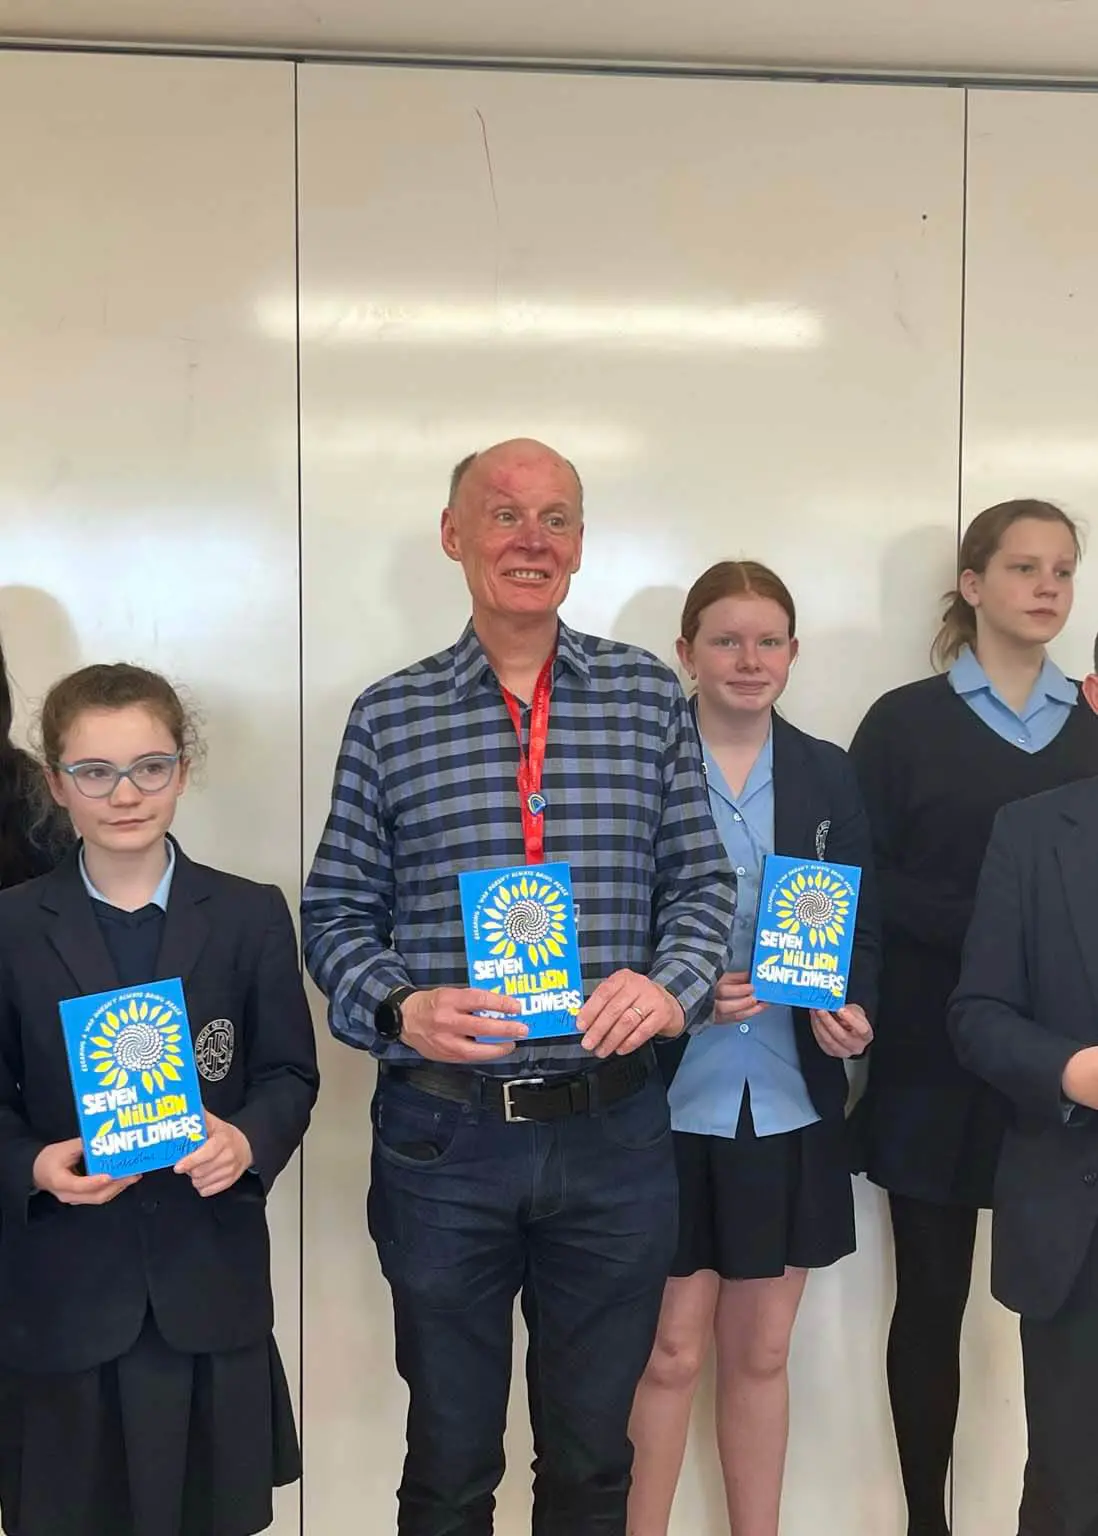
[0, 635, 71, 886]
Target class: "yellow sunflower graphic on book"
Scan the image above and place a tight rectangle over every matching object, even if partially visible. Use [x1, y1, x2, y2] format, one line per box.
[773, 867, 852, 949]
[480, 873, 570, 966]
[460, 862, 584, 1043]
[89, 996, 188, 1095]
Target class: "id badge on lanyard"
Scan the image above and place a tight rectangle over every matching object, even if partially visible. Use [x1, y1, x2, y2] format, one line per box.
[499, 651, 554, 865]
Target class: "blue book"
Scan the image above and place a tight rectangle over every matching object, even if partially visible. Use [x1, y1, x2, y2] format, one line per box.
[59, 977, 208, 1177]
[750, 855, 862, 1011]
[459, 862, 584, 1042]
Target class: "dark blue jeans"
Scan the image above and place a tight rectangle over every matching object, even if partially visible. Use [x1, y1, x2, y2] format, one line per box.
[367, 1068, 678, 1536]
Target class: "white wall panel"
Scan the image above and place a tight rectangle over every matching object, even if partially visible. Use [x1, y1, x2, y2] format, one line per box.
[18, 48, 1088, 1536]
[6, 0, 1098, 81]
[954, 85, 1098, 1536]
[297, 64, 965, 1534]
[0, 50, 302, 1534]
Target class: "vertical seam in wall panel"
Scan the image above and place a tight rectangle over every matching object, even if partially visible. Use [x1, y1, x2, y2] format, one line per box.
[292, 57, 306, 1536]
[949, 87, 971, 1536]
[956, 87, 970, 552]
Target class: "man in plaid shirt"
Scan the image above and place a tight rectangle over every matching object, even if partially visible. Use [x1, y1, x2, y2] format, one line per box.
[303, 438, 734, 1536]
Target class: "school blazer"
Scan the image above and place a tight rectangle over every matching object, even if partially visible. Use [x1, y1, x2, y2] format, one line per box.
[661, 713, 880, 1120]
[770, 715, 881, 1119]
[949, 779, 1098, 1320]
[0, 844, 319, 1373]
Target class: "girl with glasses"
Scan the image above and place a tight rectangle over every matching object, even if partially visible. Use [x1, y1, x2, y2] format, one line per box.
[0, 662, 319, 1536]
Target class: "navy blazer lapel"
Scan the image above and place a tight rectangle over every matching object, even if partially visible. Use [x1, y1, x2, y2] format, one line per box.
[772, 715, 816, 859]
[1056, 800, 1098, 1013]
[156, 844, 213, 986]
[38, 853, 118, 998]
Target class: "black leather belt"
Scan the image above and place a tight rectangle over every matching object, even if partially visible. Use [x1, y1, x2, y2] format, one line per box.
[379, 1048, 652, 1124]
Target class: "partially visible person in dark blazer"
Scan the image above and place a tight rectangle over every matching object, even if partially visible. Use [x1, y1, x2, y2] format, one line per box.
[628, 561, 879, 1536]
[0, 662, 319, 1536]
[849, 500, 1098, 1536]
[0, 630, 71, 888]
[950, 630, 1098, 1536]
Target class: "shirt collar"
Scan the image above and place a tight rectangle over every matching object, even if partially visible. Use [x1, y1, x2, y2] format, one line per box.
[948, 646, 991, 698]
[700, 718, 774, 810]
[79, 838, 176, 912]
[451, 618, 591, 701]
[949, 645, 1077, 709]
[1035, 655, 1079, 706]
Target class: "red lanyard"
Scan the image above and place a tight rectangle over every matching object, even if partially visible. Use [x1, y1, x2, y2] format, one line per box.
[499, 652, 554, 865]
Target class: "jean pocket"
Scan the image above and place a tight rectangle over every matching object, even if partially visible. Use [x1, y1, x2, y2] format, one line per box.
[599, 1077, 672, 1151]
[371, 1082, 464, 1169]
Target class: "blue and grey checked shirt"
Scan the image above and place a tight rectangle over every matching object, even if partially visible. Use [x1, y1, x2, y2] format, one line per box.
[302, 619, 736, 1077]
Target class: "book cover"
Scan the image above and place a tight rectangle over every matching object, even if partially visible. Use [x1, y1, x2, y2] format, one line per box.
[459, 862, 584, 1042]
[750, 855, 862, 1011]
[59, 977, 208, 1177]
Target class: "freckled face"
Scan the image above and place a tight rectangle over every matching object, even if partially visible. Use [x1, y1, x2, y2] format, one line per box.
[440, 442, 583, 620]
[677, 594, 797, 719]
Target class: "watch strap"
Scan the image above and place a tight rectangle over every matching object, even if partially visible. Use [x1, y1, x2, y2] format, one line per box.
[375, 985, 417, 1040]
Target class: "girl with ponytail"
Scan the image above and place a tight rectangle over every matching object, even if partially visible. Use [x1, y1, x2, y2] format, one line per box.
[849, 499, 1098, 1536]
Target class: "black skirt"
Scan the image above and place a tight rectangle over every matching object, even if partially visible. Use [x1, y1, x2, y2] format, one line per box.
[0, 1309, 300, 1536]
[670, 1087, 856, 1281]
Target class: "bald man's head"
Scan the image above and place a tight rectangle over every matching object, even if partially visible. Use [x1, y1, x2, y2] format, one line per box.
[440, 438, 585, 624]
[448, 439, 584, 518]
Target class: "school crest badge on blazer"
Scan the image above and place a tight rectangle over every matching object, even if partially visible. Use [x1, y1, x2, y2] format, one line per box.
[194, 1018, 234, 1082]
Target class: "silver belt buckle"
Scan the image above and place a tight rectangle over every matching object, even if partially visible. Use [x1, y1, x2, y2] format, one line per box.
[502, 1076, 545, 1123]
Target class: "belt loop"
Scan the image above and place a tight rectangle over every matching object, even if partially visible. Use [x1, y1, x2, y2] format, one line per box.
[470, 1072, 487, 1121]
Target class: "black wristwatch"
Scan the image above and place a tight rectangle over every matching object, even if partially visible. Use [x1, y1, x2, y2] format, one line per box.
[375, 985, 418, 1042]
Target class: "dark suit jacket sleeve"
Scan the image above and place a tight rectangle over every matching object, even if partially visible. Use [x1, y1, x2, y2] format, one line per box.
[821, 749, 880, 1023]
[228, 887, 320, 1191]
[0, 951, 48, 1222]
[948, 807, 1081, 1124]
[849, 696, 972, 953]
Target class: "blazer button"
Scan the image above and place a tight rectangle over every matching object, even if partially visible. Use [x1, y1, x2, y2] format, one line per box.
[140, 1196, 160, 1214]
[1084, 1172, 1098, 1187]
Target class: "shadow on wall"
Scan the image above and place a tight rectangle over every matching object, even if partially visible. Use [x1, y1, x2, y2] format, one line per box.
[386, 521, 474, 673]
[611, 584, 690, 676]
[0, 585, 81, 749]
[810, 522, 958, 745]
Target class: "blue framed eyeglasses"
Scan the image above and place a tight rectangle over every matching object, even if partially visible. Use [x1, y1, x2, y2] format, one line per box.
[56, 752, 181, 800]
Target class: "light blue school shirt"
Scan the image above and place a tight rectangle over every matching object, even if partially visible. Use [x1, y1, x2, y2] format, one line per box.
[949, 646, 1077, 751]
[667, 728, 820, 1140]
[79, 839, 176, 911]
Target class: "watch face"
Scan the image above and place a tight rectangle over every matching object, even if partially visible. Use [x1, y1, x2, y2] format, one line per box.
[377, 990, 412, 1040]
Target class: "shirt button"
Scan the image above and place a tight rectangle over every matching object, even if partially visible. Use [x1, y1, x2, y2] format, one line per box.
[739, 1023, 750, 1034]
[1084, 1171, 1097, 1187]
[1016, 736, 1027, 745]
[736, 866, 747, 876]
[733, 813, 743, 823]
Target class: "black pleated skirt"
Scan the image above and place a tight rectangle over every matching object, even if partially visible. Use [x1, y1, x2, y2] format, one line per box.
[0, 1310, 300, 1536]
[670, 1087, 856, 1281]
